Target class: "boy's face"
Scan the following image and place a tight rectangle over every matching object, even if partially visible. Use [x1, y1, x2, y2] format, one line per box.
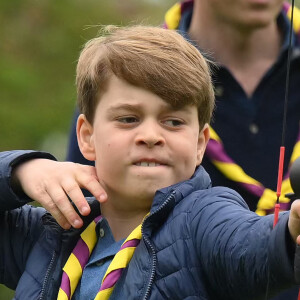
[78, 76, 209, 209]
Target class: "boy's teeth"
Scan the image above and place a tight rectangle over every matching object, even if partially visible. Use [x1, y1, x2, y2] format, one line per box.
[137, 162, 161, 167]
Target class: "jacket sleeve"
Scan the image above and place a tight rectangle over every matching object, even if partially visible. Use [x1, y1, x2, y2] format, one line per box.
[0, 150, 56, 210]
[0, 150, 56, 289]
[191, 187, 295, 300]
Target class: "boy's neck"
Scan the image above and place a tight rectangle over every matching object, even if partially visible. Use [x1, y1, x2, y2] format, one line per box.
[188, 4, 282, 96]
[101, 203, 149, 241]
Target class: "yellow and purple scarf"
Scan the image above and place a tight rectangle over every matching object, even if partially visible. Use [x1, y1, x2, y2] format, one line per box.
[206, 126, 300, 216]
[57, 216, 144, 300]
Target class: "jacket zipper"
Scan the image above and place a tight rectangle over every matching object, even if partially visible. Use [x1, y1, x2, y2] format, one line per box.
[142, 191, 176, 300]
[39, 250, 57, 300]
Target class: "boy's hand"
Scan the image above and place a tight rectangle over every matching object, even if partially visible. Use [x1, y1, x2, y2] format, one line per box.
[288, 200, 300, 244]
[12, 159, 107, 229]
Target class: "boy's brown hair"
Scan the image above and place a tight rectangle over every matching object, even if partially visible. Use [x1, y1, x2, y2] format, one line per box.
[76, 25, 214, 129]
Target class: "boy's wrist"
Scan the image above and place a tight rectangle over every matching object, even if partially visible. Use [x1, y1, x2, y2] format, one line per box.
[9, 151, 57, 196]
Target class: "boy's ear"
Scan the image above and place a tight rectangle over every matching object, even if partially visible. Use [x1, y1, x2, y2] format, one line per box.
[77, 114, 96, 161]
[196, 124, 210, 166]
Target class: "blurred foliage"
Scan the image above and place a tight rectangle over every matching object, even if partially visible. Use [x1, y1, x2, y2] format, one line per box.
[0, 0, 175, 160]
[0, 0, 176, 298]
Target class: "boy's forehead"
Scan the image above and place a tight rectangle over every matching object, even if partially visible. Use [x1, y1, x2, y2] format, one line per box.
[97, 76, 198, 113]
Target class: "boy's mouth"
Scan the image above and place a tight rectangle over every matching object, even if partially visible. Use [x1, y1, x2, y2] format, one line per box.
[135, 162, 162, 167]
[133, 158, 167, 167]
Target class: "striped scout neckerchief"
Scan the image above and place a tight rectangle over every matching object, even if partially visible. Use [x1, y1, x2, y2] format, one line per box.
[57, 215, 146, 300]
[206, 126, 300, 216]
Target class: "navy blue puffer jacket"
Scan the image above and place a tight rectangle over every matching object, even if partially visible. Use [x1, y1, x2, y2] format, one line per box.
[0, 151, 296, 299]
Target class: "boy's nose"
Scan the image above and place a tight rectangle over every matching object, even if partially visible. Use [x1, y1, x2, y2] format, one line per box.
[135, 122, 165, 148]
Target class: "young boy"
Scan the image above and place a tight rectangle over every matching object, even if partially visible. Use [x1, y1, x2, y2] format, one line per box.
[0, 25, 299, 300]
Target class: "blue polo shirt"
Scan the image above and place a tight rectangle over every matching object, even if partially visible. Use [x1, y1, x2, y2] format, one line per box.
[72, 217, 125, 300]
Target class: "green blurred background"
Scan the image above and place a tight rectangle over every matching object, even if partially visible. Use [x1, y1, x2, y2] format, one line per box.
[0, 0, 176, 158]
[0, 0, 175, 298]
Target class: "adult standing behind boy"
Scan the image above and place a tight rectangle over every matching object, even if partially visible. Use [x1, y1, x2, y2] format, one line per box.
[66, 0, 300, 216]
[1, 25, 300, 300]
[167, 3, 300, 299]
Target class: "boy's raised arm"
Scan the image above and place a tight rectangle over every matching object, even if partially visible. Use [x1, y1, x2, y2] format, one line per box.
[0, 150, 107, 229]
[190, 188, 296, 299]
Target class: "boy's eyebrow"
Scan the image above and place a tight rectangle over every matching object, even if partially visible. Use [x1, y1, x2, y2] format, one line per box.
[106, 103, 192, 114]
[107, 104, 143, 114]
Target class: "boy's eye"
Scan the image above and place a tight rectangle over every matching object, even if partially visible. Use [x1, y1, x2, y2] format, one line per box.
[117, 116, 138, 124]
[163, 119, 184, 127]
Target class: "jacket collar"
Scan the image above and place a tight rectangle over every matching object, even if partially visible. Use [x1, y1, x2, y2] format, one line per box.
[140, 166, 211, 237]
[42, 198, 101, 240]
[151, 165, 211, 212]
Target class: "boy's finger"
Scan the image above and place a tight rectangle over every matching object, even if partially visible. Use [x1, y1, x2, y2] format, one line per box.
[63, 182, 91, 216]
[50, 209, 72, 230]
[37, 193, 72, 229]
[46, 186, 83, 228]
[77, 172, 107, 202]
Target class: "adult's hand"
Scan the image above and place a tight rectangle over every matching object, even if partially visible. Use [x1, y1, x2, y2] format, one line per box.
[12, 158, 107, 229]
